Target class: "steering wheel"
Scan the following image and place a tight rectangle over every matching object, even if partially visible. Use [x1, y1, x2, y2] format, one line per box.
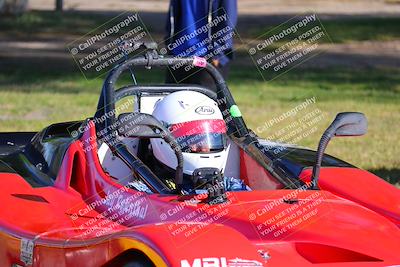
[116, 112, 184, 191]
[93, 46, 250, 193]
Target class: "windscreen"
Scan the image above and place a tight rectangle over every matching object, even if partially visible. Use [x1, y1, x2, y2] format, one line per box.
[169, 119, 227, 153]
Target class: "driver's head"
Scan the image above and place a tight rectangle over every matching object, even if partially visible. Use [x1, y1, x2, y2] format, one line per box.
[150, 91, 228, 175]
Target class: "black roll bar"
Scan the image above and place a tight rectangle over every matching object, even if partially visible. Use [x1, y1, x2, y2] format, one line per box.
[96, 49, 249, 139]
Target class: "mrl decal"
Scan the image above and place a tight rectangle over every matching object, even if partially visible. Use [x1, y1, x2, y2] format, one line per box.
[181, 257, 263, 267]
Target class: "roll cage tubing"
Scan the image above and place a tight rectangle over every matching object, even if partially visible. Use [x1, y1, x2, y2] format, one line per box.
[94, 48, 302, 193]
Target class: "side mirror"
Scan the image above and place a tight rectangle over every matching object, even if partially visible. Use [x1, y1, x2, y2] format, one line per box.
[311, 112, 367, 189]
[330, 112, 368, 137]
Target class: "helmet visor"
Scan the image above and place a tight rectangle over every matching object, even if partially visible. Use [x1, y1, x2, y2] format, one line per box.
[169, 119, 227, 153]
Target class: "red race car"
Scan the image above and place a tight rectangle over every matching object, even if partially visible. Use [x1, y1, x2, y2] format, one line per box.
[0, 44, 399, 266]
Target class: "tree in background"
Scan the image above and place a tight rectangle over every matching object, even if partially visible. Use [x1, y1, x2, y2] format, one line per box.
[55, 0, 63, 11]
[0, 0, 28, 15]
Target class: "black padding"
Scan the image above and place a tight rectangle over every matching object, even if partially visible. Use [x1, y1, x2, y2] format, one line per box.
[114, 84, 217, 101]
[117, 113, 164, 138]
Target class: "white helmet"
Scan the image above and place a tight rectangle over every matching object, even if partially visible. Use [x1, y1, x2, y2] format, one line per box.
[151, 91, 229, 175]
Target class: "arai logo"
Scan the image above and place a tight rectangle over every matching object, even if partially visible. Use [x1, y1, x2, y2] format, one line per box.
[195, 106, 215, 115]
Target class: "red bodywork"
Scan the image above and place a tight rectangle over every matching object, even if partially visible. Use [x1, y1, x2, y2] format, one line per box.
[300, 167, 400, 227]
[1, 121, 399, 266]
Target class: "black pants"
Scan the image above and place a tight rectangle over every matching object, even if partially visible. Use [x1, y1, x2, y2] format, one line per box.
[165, 63, 230, 91]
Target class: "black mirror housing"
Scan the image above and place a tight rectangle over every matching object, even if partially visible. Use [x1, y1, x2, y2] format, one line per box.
[311, 112, 367, 189]
[332, 112, 367, 137]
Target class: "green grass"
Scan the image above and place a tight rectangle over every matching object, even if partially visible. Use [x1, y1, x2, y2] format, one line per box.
[229, 67, 400, 185]
[0, 11, 111, 36]
[1, 11, 400, 43]
[322, 17, 400, 43]
[0, 11, 399, 185]
[248, 17, 400, 43]
[0, 64, 399, 184]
